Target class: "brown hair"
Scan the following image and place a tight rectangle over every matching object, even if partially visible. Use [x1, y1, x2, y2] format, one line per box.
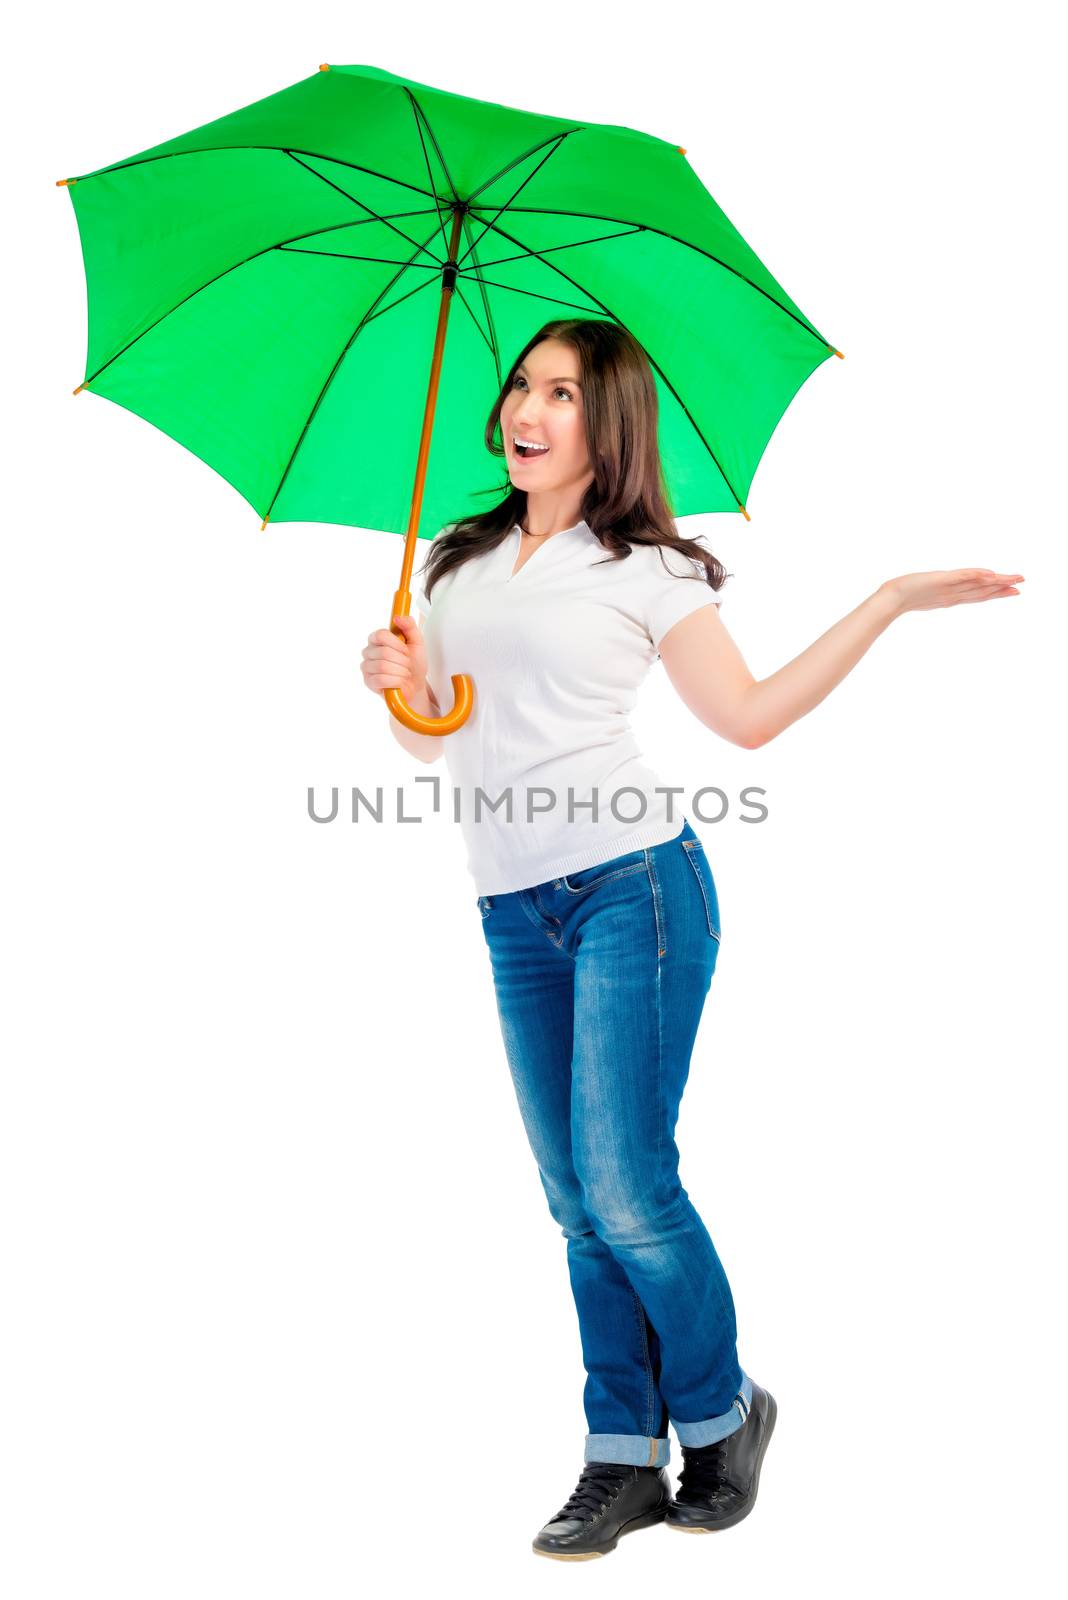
[417, 318, 730, 605]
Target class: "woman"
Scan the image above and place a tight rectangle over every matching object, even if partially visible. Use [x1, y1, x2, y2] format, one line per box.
[360, 318, 1022, 1562]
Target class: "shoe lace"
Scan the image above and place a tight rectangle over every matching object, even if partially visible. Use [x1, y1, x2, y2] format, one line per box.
[550, 1462, 631, 1524]
[676, 1439, 731, 1502]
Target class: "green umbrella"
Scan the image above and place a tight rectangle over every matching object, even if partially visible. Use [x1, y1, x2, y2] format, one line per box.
[58, 61, 841, 734]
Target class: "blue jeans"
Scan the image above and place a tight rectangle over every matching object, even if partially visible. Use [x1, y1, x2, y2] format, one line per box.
[475, 817, 751, 1468]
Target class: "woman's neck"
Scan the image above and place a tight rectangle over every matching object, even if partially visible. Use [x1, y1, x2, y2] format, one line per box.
[521, 490, 588, 538]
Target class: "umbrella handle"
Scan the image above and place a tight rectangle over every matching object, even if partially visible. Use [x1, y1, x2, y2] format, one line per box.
[384, 588, 474, 734]
[384, 674, 474, 735]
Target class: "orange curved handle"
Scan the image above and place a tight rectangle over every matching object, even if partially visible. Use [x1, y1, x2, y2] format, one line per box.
[384, 674, 474, 734]
[384, 587, 474, 735]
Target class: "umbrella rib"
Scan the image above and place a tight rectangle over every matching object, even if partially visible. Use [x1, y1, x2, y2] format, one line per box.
[261, 219, 446, 525]
[459, 273, 605, 317]
[466, 128, 584, 205]
[406, 93, 462, 202]
[469, 203, 834, 351]
[457, 132, 578, 269]
[360, 270, 444, 327]
[404, 91, 456, 263]
[285, 152, 446, 266]
[468, 213, 746, 509]
[405, 92, 462, 212]
[79, 210, 443, 386]
[279, 247, 442, 269]
[63, 143, 452, 206]
[459, 210, 504, 391]
[452, 282, 498, 362]
[472, 226, 644, 269]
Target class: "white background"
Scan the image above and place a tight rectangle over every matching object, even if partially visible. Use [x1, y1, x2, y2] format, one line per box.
[4, 4, 1064, 1595]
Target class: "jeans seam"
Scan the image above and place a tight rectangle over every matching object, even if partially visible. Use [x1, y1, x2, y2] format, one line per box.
[645, 850, 666, 960]
[630, 1287, 656, 1438]
[682, 843, 721, 942]
[644, 849, 667, 1217]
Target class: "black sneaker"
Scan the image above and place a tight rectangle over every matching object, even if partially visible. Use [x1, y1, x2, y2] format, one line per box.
[532, 1461, 671, 1560]
[665, 1382, 777, 1533]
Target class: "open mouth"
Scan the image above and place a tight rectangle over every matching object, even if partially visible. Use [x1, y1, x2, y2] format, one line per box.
[513, 435, 551, 461]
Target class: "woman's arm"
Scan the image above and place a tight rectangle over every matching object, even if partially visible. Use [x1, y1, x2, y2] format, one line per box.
[659, 568, 1024, 749]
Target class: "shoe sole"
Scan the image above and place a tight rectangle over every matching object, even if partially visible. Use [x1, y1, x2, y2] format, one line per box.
[665, 1391, 778, 1535]
[532, 1499, 671, 1559]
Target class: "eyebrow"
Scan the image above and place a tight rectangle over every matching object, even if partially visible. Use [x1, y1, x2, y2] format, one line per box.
[517, 363, 582, 387]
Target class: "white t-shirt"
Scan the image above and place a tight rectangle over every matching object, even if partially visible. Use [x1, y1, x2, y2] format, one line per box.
[411, 518, 724, 896]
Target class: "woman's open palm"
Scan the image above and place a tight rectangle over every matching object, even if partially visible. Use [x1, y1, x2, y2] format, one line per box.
[889, 568, 1024, 613]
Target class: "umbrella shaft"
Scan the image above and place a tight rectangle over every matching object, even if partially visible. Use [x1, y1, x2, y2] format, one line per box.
[397, 204, 467, 607]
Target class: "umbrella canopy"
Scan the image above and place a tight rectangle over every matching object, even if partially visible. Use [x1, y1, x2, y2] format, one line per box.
[60, 62, 839, 541]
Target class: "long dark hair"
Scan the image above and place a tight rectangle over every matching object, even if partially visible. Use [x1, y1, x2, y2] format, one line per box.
[417, 318, 730, 604]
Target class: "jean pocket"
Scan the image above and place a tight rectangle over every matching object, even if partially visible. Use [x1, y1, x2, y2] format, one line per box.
[477, 894, 492, 919]
[682, 839, 721, 942]
[560, 853, 648, 895]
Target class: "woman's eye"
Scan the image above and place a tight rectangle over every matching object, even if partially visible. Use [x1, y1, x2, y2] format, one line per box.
[511, 376, 573, 401]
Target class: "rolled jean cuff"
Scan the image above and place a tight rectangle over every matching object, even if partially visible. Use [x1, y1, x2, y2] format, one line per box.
[584, 1433, 670, 1468]
[671, 1370, 754, 1448]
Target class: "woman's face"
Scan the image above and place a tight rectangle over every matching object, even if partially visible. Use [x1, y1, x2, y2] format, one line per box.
[500, 338, 593, 497]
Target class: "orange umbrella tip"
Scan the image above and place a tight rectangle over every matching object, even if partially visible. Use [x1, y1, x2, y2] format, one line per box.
[261, 515, 271, 530]
[834, 348, 845, 358]
[678, 146, 687, 155]
[319, 63, 330, 71]
[739, 504, 751, 522]
[56, 177, 76, 186]
[72, 382, 86, 394]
